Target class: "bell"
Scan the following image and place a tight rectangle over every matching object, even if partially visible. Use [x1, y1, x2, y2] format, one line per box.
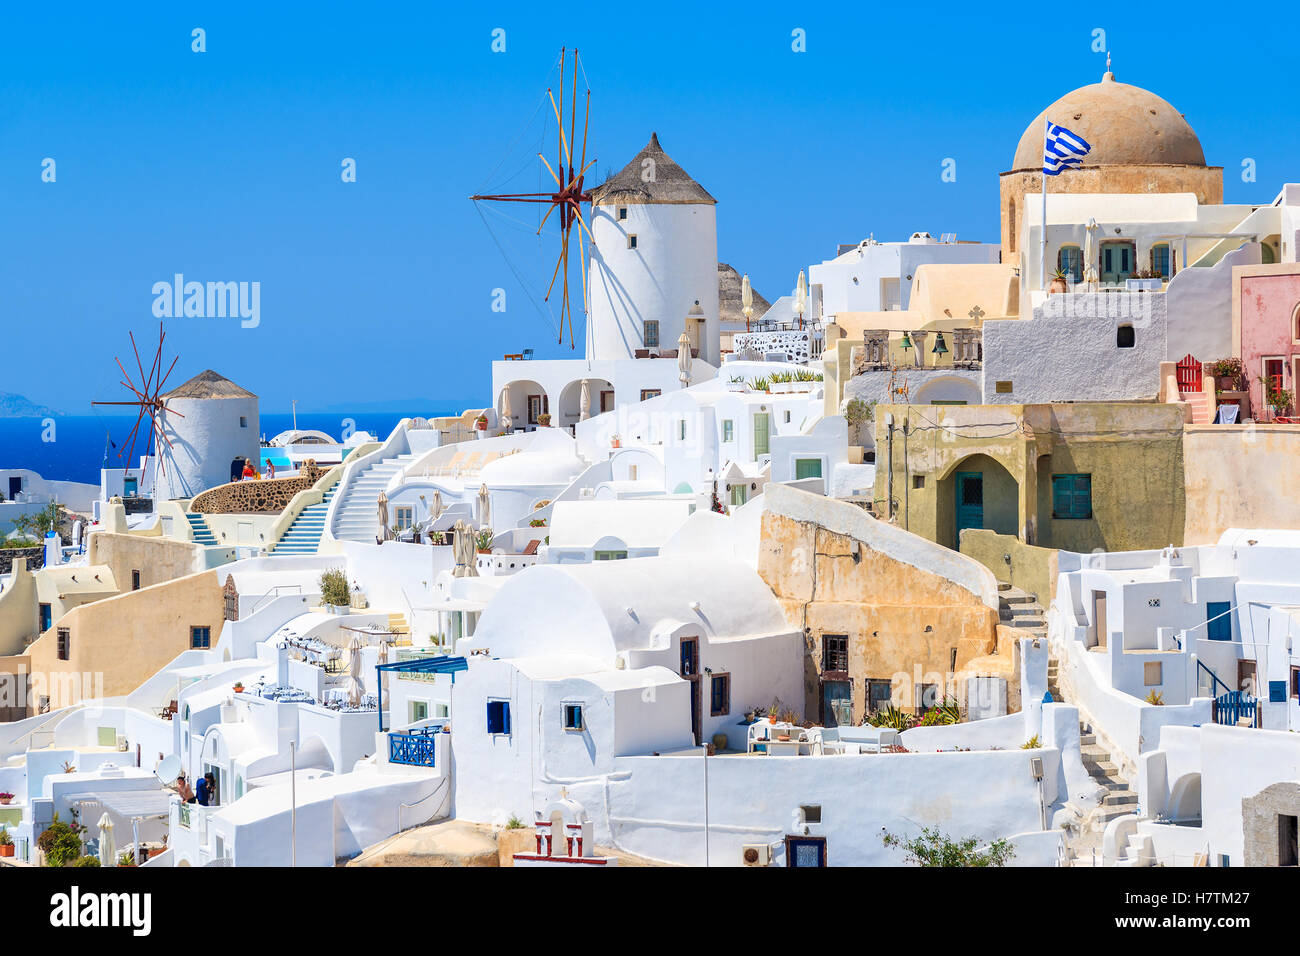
[932, 332, 948, 356]
[900, 331, 913, 350]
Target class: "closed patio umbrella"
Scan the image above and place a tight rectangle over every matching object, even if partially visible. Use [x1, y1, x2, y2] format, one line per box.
[741, 274, 753, 332]
[795, 270, 808, 328]
[477, 483, 491, 529]
[677, 332, 693, 387]
[499, 388, 513, 433]
[452, 520, 478, 578]
[1083, 218, 1099, 289]
[376, 638, 389, 698]
[430, 490, 444, 525]
[97, 812, 116, 867]
[580, 379, 591, 421]
[377, 491, 390, 542]
[344, 634, 364, 707]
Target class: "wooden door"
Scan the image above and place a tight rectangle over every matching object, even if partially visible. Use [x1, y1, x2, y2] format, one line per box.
[1101, 242, 1136, 283]
[1092, 590, 1108, 649]
[1238, 658, 1257, 696]
[955, 472, 983, 538]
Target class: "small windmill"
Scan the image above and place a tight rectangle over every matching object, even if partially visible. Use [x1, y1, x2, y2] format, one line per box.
[471, 47, 594, 348]
[91, 323, 183, 477]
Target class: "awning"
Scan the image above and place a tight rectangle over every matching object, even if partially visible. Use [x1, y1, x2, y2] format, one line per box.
[79, 789, 173, 819]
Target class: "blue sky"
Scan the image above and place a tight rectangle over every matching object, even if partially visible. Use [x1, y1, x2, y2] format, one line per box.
[0, 1, 1291, 414]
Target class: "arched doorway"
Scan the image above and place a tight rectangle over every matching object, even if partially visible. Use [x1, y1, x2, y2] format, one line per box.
[1167, 773, 1202, 824]
[937, 453, 1019, 549]
[499, 380, 549, 431]
[557, 378, 614, 432]
[913, 375, 981, 407]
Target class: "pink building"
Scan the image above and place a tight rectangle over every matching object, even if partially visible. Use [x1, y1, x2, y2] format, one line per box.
[1234, 263, 1300, 420]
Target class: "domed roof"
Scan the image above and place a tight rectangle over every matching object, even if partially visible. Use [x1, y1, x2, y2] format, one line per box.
[480, 447, 585, 486]
[1010, 72, 1206, 172]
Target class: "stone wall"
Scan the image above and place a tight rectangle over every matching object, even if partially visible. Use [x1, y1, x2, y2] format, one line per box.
[191, 461, 324, 514]
[1242, 781, 1300, 867]
[0, 547, 43, 574]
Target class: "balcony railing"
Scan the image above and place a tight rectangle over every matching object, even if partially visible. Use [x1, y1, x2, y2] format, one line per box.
[388, 726, 439, 767]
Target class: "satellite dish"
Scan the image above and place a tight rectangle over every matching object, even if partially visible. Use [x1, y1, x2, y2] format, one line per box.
[155, 755, 181, 784]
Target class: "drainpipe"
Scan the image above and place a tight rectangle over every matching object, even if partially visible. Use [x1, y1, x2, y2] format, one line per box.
[902, 417, 910, 532]
[885, 414, 895, 521]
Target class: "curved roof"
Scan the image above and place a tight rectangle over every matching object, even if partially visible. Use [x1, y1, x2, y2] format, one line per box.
[718, 263, 771, 326]
[1010, 72, 1206, 172]
[591, 132, 715, 206]
[163, 369, 257, 400]
[479, 447, 584, 486]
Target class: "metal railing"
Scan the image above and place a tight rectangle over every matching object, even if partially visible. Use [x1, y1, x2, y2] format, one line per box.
[388, 727, 439, 767]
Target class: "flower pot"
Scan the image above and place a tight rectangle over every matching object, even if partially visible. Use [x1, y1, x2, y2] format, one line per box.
[1048, 278, 1069, 294]
[0, 797, 11, 805]
[233, 687, 244, 694]
[0, 845, 13, 858]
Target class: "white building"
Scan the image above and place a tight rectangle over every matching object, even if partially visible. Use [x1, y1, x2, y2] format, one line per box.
[152, 370, 261, 500]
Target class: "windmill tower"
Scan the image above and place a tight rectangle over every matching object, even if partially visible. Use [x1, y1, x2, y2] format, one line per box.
[587, 133, 720, 366]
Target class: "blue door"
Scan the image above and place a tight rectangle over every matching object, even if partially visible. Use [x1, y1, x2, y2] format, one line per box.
[955, 471, 983, 540]
[822, 681, 851, 727]
[786, 837, 827, 867]
[1207, 601, 1231, 641]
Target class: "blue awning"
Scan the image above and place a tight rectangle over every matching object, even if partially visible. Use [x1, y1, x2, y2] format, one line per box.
[376, 656, 468, 677]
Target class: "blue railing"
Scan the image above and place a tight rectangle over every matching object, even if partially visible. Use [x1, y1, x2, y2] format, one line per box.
[1214, 690, 1257, 727]
[388, 727, 439, 767]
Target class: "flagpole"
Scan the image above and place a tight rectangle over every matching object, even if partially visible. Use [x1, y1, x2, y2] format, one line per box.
[1040, 117, 1049, 292]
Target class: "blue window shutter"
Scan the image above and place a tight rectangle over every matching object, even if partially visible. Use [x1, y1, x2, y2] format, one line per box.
[503, 702, 511, 735]
[1052, 477, 1068, 518]
[1075, 475, 1092, 518]
[1269, 681, 1287, 703]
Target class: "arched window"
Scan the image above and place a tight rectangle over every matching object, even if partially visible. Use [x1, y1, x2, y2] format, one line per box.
[1008, 200, 1017, 253]
[1150, 243, 1171, 278]
[1058, 245, 1083, 283]
[1292, 302, 1300, 342]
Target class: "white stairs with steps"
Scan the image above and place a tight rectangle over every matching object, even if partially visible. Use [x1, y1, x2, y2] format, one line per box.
[330, 453, 418, 543]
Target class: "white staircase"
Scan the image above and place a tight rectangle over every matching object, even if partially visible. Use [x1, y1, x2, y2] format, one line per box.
[330, 454, 418, 543]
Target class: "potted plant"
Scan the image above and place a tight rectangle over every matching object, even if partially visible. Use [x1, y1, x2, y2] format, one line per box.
[1048, 268, 1070, 294]
[475, 529, 494, 554]
[232, 682, 244, 694]
[475, 413, 488, 432]
[319, 567, 351, 614]
[117, 849, 137, 867]
[1258, 375, 1292, 418]
[0, 827, 13, 857]
[0, 791, 13, 806]
[610, 434, 621, 449]
[536, 412, 551, 428]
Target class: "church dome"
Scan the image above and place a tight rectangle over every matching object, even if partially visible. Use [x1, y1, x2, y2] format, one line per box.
[1010, 72, 1206, 171]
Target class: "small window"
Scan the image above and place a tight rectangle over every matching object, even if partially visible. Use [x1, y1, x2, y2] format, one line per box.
[710, 673, 730, 716]
[1051, 474, 1092, 520]
[38, 603, 51, 632]
[912, 475, 925, 489]
[784, 410, 792, 423]
[822, 635, 849, 673]
[563, 704, 584, 731]
[190, 626, 211, 649]
[1292, 665, 1300, 700]
[643, 320, 659, 348]
[593, 550, 628, 561]
[57, 627, 70, 661]
[678, 419, 687, 441]
[434, 703, 449, 719]
[486, 699, 511, 735]
[729, 484, 747, 507]
[617, 207, 628, 221]
[640, 389, 661, 401]
[722, 420, 734, 442]
[239, 416, 248, 428]
[1058, 245, 1083, 283]
[627, 234, 638, 249]
[800, 805, 822, 824]
[394, 506, 413, 531]
[1144, 662, 1163, 687]
[132, 569, 141, 591]
[409, 700, 429, 723]
[1117, 324, 1135, 348]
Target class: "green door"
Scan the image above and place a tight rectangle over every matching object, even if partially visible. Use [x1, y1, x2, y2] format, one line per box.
[795, 458, 823, 480]
[955, 471, 983, 539]
[753, 413, 770, 456]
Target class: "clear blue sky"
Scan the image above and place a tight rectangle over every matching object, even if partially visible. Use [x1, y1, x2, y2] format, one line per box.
[0, 1, 1289, 414]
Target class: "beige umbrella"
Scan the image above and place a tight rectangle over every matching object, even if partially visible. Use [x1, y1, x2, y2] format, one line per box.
[677, 332, 693, 387]
[741, 274, 754, 331]
[452, 520, 477, 578]
[1083, 218, 1099, 289]
[344, 634, 364, 707]
[430, 489, 444, 525]
[477, 483, 491, 529]
[579, 379, 591, 422]
[795, 270, 808, 328]
[376, 638, 389, 698]
[97, 812, 116, 867]
[377, 491, 390, 542]
[499, 388, 513, 433]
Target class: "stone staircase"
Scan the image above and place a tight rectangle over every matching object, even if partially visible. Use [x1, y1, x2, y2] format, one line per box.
[1068, 718, 1140, 866]
[1179, 387, 1214, 424]
[269, 485, 339, 555]
[184, 512, 218, 546]
[331, 454, 418, 543]
[997, 583, 1046, 641]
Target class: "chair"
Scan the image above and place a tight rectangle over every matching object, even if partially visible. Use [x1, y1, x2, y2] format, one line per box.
[522, 539, 541, 556]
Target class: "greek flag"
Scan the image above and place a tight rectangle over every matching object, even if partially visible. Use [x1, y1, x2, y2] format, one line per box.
[1043, 121, 1091, 175]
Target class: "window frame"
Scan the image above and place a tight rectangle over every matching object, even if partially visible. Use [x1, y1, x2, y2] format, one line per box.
[821, 634, 849, 675]
[643, 319, 659, 349]
[640, 388, 661, 402]
[190, 625, 212, 650]
[394, 506, 414, 531]
[722, 419, 734, 442]
[1144, 661, 1163, 687]
[794, 457, 824, 480]
[709, 673, 731, 717]
[57, 627, 70, 661]
[1051, 473, 1093, 520]
[563, 703, 584, 732]
[486, 699, 512, 736]
[1057, 244, 1083, 283]
[627, 234, 638, 250]
[131, 569, 141, 591]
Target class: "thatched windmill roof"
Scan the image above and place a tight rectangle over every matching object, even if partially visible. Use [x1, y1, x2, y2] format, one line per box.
[591, 132, 715, 206]
[162, 369, 257, 400]
[718, 263, 771, 326]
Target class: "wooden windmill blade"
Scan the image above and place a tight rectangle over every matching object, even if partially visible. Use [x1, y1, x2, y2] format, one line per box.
[91, 322, 181, 478]
[470, 46, 594, 349]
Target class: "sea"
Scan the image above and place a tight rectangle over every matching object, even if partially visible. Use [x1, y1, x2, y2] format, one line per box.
[0, 411, 463, 484]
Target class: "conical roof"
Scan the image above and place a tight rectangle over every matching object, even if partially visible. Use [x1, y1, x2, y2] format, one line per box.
[591, 132, 716, 206]
[162, 369, 257, 400]
[718, 263, 771, 326]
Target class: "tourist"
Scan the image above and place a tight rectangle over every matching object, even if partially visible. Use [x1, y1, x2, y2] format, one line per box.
[195, 772, 214, 806]
[265, 457, 276, 479]
[242, 460, 255, 480]
[176, 773, 195, 803]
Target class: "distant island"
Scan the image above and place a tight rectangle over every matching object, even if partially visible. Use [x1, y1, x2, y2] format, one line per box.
[0, 391, 60, 418]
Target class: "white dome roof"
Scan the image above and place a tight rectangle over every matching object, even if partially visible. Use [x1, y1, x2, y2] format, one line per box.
[480, 448, 584, 486]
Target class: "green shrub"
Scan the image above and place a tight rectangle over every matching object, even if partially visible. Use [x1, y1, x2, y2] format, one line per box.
[37, 814, 83, 867]
[72, 855, 101, 867]
[505, 814, 526, 830]
[867, 704, 917, 731]
[881, 826, 1015, 867]
[319, 568, 350, 607]
[1021, 735, 1041, 749]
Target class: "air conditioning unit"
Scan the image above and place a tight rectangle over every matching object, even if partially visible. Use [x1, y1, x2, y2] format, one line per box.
[742, 843, 771, 867]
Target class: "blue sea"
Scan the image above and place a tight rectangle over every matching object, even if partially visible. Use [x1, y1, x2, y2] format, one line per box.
[0, 411, 463, 484]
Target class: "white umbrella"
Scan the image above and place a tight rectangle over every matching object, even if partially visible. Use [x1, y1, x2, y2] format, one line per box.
[579, 379, 591, 422]
[97, 812, 116, 867]
[344, 634, 364, 707]
[1083, 218, 1099, 289]
[477, 483, 491, 529]
[377, 491, 390, 542]
[741, 274, 753, 331]
[430, 490, 444, 525]
[795, 270, 808, 327]
[376, 638, 389, 698]
[677, 332, 693, 387]
[499, 388, 513, 433]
